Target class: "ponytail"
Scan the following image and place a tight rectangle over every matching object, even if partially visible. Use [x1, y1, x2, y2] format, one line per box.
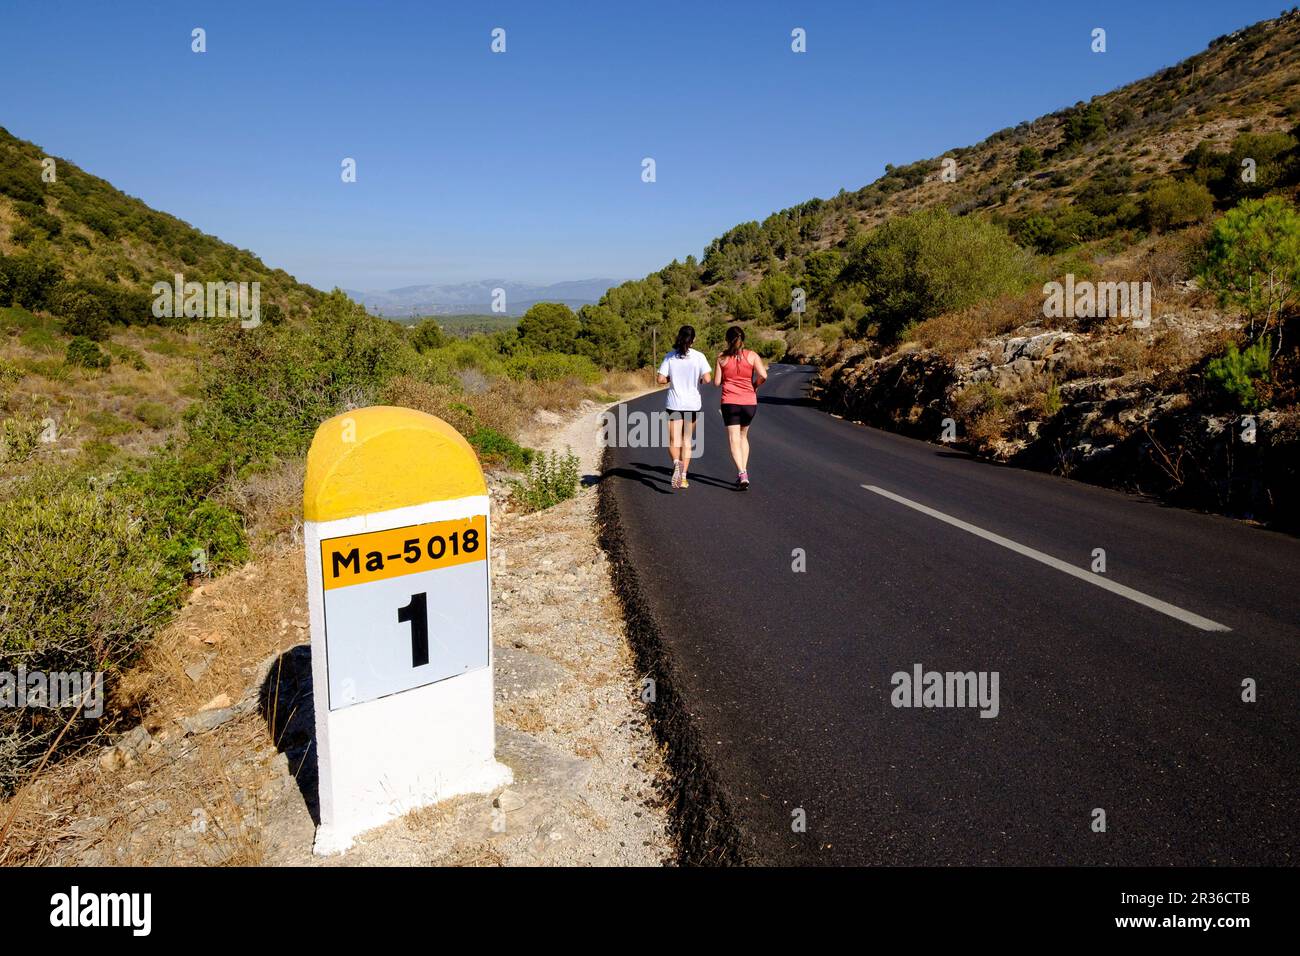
[673, 325, 695, 357]
[723, 325, 745, 358]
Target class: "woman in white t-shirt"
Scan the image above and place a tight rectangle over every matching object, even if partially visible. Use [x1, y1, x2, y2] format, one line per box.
[656, 325, 712, 490]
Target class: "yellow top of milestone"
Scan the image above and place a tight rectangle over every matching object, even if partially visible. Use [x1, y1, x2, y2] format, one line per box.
[303, 406, 486, 522]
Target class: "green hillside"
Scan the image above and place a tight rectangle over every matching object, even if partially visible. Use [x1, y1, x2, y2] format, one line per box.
[0, 125, 322, 319]
[0, 123, 330, 472]
[579, 12, 1300, 360]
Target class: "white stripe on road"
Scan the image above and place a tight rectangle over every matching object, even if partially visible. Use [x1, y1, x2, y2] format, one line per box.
[861, 484, 1231, 632]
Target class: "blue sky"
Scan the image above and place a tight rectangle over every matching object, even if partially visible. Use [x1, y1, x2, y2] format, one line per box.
[0, 1, 1284, 290]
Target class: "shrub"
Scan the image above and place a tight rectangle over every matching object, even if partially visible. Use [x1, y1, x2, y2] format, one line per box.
[381, 375, 527, 442]
[504, 351, 599, 383]
[510, 448, 580, 512]
[751, 337, 785, 361]
[0, 150, 45, 204]
[55, 285, 108, 339]
[122, 445, 250, 576]
[0, 487, 182, 793]
[13, 200, 61, 237]
[0, 413, 46, 466]
[1201, 197, 1300, 347]
[65, 336, 110, 369]
[191, 289, 413, 467]
[0, 253, 62, 310]
[1044, 380, 1063, 417]
[1205, 337, 1271, 411]
[134, 400, 175, 429]
[817, 320, 849, 346]
[1185, 131, 1298, 202]
[1061, 102, 1108, 150]
[1013, 207, 1104, 254]
[423, 339, 508, 380]
[410, 318, 446, 352]
[109, 343, 149, 371]
[86, 410, 132, 437]
[1142, 178, 1215, 232]
[1015, 146, 1042, 174]
[516, 302, 580, 353]
[844, 209, 1037, 342]
[469, 426, 533, 470]
[104, 291, 401, 586]
[951, 381, 1011, 448]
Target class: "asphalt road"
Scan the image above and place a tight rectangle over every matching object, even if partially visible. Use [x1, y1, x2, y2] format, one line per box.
[601, 364, 1300, 865]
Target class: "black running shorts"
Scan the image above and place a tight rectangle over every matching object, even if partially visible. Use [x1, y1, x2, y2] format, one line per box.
[721, 403, 757, 427]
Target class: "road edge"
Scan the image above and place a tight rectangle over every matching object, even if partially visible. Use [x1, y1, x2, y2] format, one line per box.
[595, 438, 753, 866]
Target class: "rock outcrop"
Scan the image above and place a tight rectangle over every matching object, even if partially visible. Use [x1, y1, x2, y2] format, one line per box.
[815, 310, 1299, 530]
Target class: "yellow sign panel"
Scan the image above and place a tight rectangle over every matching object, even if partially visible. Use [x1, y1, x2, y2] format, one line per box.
[321, 515, 487, 591]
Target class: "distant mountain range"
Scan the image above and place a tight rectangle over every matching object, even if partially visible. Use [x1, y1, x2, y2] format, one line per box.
[342, 278, 623, 318]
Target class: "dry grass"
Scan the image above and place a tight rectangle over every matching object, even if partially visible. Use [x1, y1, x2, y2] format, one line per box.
[0, 545, 308, 866]
[226, 458, 305, 555]
[0, 674, 277, 867]
[951, 383, 1008, 449]
[1058, 322, 1233, 382]
[0, 315, 201, 478]
[500, 700, 548, 734]
[952, 370, 1063, 449]
[903, 288, 1046, 360]
[1137, 224, 1212, 298]
[598, 368, 651, 396]
[384, 367, 653, 447]
[118, 550, 307, 721]
[445, 842, 507, 867]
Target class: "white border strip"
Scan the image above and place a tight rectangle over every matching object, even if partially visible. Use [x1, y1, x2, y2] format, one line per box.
[862, 484, 1231, 632]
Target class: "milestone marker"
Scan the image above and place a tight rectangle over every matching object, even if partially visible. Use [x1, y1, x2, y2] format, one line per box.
[303, 406, 511, 854]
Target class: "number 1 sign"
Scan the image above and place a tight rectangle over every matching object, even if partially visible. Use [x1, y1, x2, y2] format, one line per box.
[303, 406, 511, 855]
[319, 514, 488, 708]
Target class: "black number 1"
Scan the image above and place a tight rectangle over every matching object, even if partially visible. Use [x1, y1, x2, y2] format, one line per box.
[397, 592, 429, 667]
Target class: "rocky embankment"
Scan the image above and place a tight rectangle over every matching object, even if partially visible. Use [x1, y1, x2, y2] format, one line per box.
[812, 306, 1300, 531]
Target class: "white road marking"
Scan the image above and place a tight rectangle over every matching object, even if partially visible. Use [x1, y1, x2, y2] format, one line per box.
[861, 484, 1231, 632]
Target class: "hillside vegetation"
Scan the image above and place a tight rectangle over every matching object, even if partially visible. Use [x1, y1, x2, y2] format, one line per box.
[550, 11, 1300, 525]
[428, 13, 1300, 406]
[568, 13, 1300, 355]
[0, 131, 631, 793]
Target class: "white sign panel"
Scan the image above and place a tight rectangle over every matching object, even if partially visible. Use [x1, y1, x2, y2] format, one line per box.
[319, 516, 489, 708]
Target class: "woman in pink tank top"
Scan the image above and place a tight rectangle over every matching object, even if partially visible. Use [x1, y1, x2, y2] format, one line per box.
[715, 325, 768, 490]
